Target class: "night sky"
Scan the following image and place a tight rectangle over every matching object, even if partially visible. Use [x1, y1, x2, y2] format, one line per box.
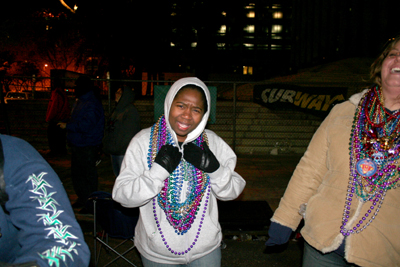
[1, 0, 399, 78]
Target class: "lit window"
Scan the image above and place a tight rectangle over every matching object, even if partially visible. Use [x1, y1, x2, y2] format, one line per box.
[247, 11, 255, 18]
[170, 42, 175, 47]
[271, 25, 282, 33]
[217, 43, 226, 48]
[243, 66, 253, 75]
[218, 25, 226, 34]
[86, 57, 99, 71]
[244, 25, 255, 33]
[244, 43, 254, 48]
[171, 12, 177, 16]
[271, 44, 282, 50]
[191, 42, 197, 48]
[273, 12, 282, 19]
[222, 11, 227, 17]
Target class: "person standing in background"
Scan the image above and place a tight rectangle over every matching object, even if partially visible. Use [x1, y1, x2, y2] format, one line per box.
[103, 85, 141, 177]
[45, 77, 70, 157]
[58, 75, 105, 212]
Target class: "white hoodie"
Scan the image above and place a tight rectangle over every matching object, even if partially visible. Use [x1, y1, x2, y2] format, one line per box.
[112, 77, 246, 264]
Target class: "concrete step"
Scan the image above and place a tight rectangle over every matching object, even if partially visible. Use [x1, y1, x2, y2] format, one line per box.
[208, 124, 319, 133]
[1, 99, 322, 154]
[216, 130, 315, 140]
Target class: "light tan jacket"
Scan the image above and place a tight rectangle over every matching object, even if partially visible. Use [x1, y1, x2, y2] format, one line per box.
[272, 89, 400, 267]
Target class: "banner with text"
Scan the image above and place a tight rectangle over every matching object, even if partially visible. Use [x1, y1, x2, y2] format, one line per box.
[253, 84, 347, 117]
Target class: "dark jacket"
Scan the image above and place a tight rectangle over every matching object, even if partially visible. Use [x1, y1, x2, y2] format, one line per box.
[0, 135, 90, 266]
[66, 90, 105, 147]
[103, 86, 141, 155]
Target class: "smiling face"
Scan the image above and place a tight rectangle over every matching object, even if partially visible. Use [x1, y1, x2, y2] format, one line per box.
[381, 41, 400, 108]
[382, 41, 400, 89]
[168, 87, 206, 142]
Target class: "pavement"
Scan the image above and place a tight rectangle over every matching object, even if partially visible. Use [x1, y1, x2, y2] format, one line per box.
[41, 149, 304, 267]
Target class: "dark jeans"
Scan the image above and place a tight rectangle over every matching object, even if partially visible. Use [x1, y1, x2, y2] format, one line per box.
[303, 241, 359, 267]
[47, 121, 67, 155]
[70, 145, 99, 204]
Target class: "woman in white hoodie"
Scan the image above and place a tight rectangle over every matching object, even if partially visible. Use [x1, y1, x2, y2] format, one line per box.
[112, 77, 246, 266]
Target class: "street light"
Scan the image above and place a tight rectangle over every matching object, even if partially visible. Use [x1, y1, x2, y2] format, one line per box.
[59, 0, 77, 13]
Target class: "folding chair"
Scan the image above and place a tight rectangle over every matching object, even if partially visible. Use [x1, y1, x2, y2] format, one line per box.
[86, 191, 139, 267]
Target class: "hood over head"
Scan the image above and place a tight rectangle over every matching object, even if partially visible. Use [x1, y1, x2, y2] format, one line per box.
[74, 75, 93, 98]
[116, 85, 135, 111]
[164, 77, 211, 145]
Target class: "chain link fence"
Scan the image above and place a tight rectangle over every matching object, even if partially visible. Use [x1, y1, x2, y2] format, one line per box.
[0, 75, 370, 155]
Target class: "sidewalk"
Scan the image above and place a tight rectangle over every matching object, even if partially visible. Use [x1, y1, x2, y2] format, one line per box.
[43, 151, 304, 267]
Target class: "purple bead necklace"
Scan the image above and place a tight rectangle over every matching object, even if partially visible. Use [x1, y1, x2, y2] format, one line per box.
[152, 187, 210, 255]
[148, 115, 211, 254]
[340, 87, 400, 236]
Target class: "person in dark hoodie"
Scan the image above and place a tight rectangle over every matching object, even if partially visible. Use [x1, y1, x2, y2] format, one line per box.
[103, 85, 141, 177]
[58, 75, 105, 211]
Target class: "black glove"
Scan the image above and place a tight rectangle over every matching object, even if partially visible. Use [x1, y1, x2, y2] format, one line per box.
[183, 142, 220, 173]
[154, 144, 182, 174]
[263, 222, 292, 254]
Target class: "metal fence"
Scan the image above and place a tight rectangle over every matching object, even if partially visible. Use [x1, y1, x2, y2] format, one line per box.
[0, 75, 370, 154]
